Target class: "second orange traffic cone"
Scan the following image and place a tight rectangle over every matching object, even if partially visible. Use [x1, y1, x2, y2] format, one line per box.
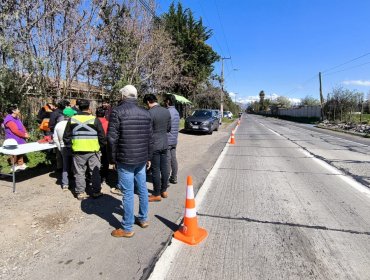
[174, 176, 208, 246]
[229, 129, 235, 144]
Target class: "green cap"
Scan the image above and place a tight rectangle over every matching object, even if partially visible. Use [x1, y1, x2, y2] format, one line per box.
[63, 107, 77, 117]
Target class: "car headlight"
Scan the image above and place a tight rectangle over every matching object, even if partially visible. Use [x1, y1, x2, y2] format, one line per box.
[202, 121, 210, 125]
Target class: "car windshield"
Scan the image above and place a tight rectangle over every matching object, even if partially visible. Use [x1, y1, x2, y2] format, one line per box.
[192, 110, 212, 118]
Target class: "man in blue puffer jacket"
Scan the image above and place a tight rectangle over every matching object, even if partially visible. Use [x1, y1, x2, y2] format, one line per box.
[107, 85, 153, 238]
[164, 94, 180, 184]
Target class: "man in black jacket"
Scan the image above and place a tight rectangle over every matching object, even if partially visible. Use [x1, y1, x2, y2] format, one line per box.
[143, 94, 171, 202]
[108, 85, 153, 238]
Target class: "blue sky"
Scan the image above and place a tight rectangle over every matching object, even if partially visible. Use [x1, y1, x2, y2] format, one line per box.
[157, 0, 370, 104]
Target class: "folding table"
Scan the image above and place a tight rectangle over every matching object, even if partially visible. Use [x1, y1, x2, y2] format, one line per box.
[0, 142, 57, 192]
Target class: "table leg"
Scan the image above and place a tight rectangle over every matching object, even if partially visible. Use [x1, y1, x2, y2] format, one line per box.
[12, 161, 16, 193]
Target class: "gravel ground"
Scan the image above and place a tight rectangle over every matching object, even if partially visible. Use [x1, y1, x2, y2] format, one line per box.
[0, 122, 234, 280]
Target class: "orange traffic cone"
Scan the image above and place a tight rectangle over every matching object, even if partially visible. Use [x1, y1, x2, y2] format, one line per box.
[174, 176, 208, 246]
[229, 130, 235, 144]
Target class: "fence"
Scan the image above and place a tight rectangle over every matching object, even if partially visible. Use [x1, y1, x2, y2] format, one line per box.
[277, 105, 321, 118]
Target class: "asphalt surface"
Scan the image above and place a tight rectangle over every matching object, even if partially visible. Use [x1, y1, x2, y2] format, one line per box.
[149, 114, 370, 280]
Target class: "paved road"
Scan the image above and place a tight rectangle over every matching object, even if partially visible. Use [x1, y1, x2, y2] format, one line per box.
[13, 123, 232, 280]
[150, 114, 370, 280]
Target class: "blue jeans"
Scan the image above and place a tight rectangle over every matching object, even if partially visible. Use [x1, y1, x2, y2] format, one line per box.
[117, 162, 148, 232]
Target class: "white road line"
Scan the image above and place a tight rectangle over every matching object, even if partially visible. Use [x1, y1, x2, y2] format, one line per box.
[147, 239, 183, 280]
[150, 121, 370, 279]
[280, 123, 368, 147]
[299, 148, 370, 198]
[263, 122, 370, 198]
[148, 134, 231, 280]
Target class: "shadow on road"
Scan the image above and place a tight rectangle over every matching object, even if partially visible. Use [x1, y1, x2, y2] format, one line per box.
[81, 194, 122, 229]
[155, 214, 179, 232]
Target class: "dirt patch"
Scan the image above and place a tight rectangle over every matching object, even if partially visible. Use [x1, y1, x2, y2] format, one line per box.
[0, 121, 236, 279]
[35, 212, 70, 230]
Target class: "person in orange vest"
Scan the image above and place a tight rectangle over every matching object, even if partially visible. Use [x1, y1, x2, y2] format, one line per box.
[37, 102, 56, 135]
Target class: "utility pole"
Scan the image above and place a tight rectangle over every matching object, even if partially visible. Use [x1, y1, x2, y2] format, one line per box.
[319, 72, 324, 121]
[220, 57, 231, 118]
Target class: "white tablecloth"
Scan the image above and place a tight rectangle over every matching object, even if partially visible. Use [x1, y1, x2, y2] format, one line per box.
[0, 142, 57, 156]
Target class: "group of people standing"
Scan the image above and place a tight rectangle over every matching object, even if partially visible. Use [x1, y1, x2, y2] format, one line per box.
[108, 85, 180, 237]
[2, 85, 180, 238]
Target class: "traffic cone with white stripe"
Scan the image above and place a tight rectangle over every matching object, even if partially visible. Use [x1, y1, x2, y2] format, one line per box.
[174, 176, 208, 245]
[230, 129, 235, 144]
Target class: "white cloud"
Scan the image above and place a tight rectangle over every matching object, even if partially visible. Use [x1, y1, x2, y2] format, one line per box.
[228, 92, 237, 98]
[342, 80, 370, 86]
[237, 94, 301, 106]
[289, 98, 301, 105]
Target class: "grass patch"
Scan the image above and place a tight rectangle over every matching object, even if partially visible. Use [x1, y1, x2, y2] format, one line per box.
[222, 117, 236, 124]
[0, 151, 53, 173]
[179, 118, 185, 129]
[346, 114, 370, 124]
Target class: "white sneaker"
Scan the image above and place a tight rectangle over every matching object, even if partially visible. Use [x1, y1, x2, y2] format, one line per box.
[18, 164, 27, 170]
[12, 165, 21, 172]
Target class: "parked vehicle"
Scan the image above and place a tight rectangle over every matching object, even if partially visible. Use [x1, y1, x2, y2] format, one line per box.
[212, 109, 222, 124]
[185, 109, 220, 134]
[223, 111, 233, 119]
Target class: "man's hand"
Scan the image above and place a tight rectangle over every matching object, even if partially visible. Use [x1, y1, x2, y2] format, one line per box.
[146, 161, 151, 170]
[24, 132, 30, 139]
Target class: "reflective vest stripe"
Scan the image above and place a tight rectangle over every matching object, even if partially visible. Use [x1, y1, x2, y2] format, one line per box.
[72, 136, 99, 139]
[72, 131, 97, 136]
[70, 115, 100, 152]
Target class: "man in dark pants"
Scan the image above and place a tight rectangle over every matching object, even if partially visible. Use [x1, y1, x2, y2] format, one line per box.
[143, 94, 171, 202]
[164, 94, 180, 184]
[50, 99, 71, 172]
[63, 99, 106, 200]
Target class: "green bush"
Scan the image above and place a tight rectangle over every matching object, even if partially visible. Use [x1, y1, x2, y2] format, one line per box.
[0, 151, 52, 173]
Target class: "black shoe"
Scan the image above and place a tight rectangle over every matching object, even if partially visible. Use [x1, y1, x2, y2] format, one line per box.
[91, 192, 103, 198]
[169, 177, 177, 184]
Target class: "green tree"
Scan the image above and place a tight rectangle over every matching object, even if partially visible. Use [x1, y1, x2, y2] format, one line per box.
[161, 2, 220, 99]
[276, 96, 291, 108]
[300, 95, 320, 106]
[324, 87, 360, 121]
[91, 0, 181, 98]
[259, 90, 265, 111]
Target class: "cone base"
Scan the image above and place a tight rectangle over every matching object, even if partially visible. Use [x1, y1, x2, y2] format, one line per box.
[173, 227, 208, 246]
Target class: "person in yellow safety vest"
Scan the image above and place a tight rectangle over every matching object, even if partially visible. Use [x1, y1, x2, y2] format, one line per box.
[37, 102, 56, 135]
[63, 99, 106, 201]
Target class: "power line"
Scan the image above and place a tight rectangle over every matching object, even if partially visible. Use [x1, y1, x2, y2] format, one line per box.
[321, 52, 370, 74]
[323, 60, 370, 76]
[197, 1, 225, 57]
[197, 1, 237, 91]
[284, 74, 318, 96]
[137, 0, 157, 19]
[213, 0, 235, 75]
[214, 1, 235, 82]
